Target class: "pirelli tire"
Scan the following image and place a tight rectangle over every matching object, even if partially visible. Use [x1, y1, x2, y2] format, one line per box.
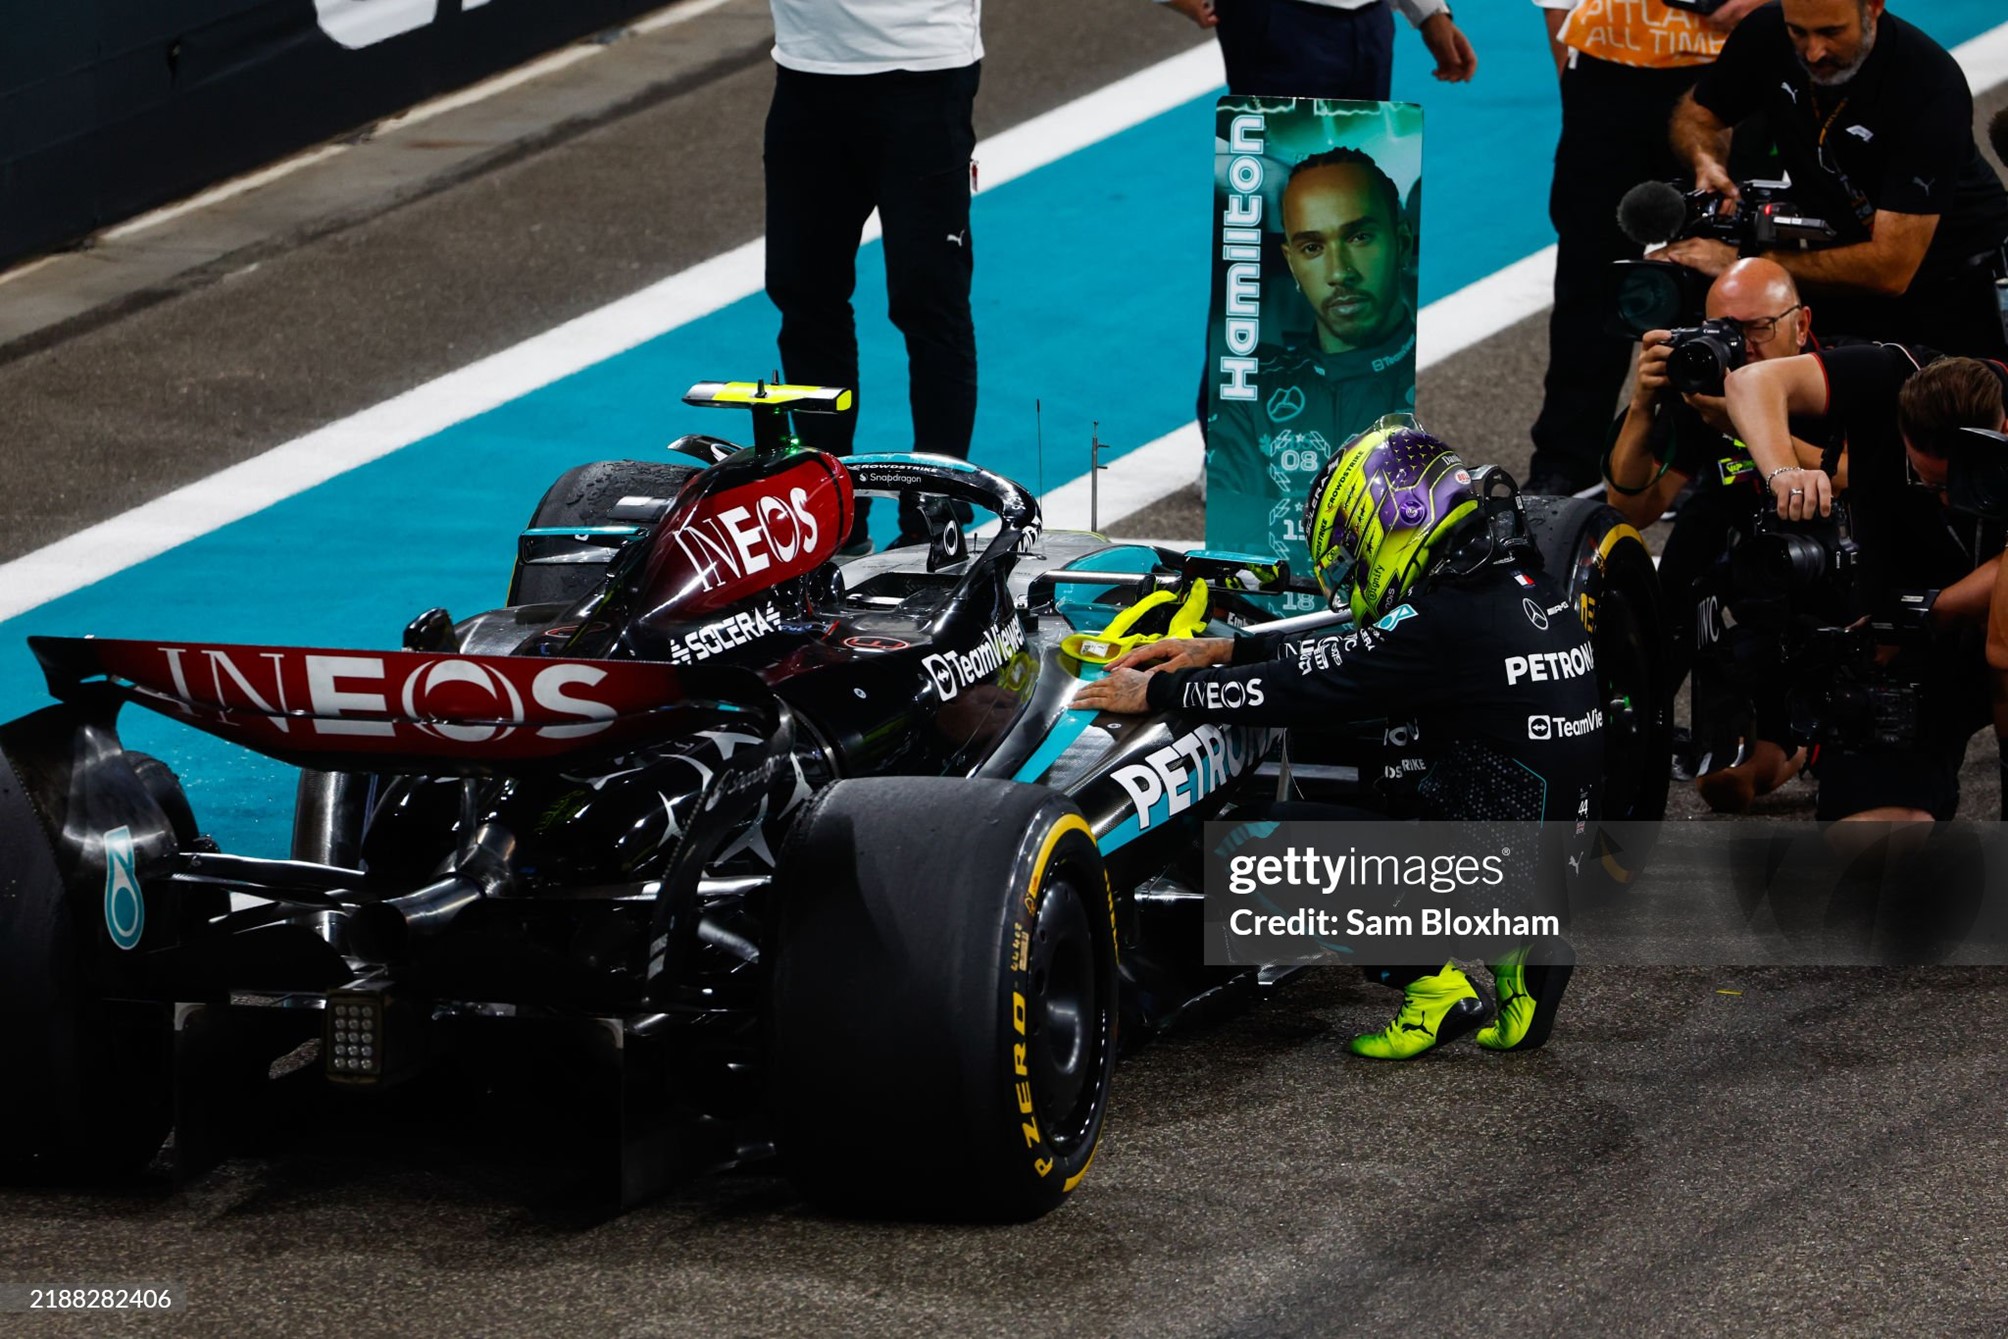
[1524, 496, 1671, 877]
[507, 459, 702, 607]
[770, 778, 1118, 1221]
[0, 713, 184, 1183]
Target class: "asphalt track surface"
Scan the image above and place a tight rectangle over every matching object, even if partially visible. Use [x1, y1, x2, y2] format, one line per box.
[5, 3, 2008, 1334]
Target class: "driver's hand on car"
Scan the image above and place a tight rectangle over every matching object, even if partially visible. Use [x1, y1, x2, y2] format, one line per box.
[1071, 668, 1155, 715]
[1107, 636, 1235, 675]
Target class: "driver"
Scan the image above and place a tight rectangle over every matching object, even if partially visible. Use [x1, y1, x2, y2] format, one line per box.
[1074, 418, 1602, 1059]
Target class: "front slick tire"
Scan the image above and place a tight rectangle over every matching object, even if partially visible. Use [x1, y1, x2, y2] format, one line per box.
[771, 778, 1117, 1222]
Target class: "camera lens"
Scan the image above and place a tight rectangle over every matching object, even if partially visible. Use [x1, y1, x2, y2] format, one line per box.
[1667, 338, 1731, 396]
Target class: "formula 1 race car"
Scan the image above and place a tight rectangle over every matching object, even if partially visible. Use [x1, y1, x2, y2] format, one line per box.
[0, 382, 1668, 1219]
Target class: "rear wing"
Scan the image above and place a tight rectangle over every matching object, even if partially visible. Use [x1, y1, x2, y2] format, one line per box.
[683, 379, 852, 452]
[682, 380, 852, 414]
[30, 636, 767, 775]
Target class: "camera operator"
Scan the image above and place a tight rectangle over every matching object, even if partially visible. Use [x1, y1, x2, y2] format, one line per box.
[1605, 258, 1829, 810]
[1725, 349, 2008, 820]
[1664, 1, 2008, 361]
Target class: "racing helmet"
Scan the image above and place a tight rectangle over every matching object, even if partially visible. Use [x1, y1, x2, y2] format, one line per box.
[1302, 414, 1479, 623]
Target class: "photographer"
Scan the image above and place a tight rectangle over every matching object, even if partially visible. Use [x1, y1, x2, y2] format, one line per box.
[1666, 0, 2008, 359]
[1605, 258, 1830, 810]
[1725, 349, 2008, 820]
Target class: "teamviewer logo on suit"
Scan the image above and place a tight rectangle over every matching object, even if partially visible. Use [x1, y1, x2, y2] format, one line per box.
[1526, 715, 1552, 741]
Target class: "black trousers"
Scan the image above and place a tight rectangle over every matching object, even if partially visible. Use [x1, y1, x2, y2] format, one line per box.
[1530, 56, 1704, 488]
[764, 62, 979, 538]
[1214, 0, 1396, 101]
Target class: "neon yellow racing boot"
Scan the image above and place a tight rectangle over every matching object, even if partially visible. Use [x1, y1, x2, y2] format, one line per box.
[1349, 963, 1490, 1060]
[1476, 945, 1574, 1052]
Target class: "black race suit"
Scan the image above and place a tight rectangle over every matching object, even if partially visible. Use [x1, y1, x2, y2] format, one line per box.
[1148, 562, 1603, 833]
[1152, 560, 1603, 980]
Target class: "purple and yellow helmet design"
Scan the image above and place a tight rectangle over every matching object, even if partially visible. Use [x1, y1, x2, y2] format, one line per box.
[1302, 414, 1479, 623]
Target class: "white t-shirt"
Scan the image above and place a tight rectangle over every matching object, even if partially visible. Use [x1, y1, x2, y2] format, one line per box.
[771, 1, 984, 75]
[1151, 0, 1448, 24]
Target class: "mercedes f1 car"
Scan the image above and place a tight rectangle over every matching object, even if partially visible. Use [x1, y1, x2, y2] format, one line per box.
[0, 382, 1668, 1219]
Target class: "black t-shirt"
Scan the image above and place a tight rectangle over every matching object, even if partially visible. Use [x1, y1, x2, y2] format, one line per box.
[1815, 342, 2002, 593]
[1692, 8, 2008, 283]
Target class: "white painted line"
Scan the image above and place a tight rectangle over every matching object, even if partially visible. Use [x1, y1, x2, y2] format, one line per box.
[631, 0, 742, 36]
[7, 18, 2001, 610]
[371, 45, 607, 137]
[16, 0, 730, 254]
[1037, 245, 1560, 528]
[1954, 22, 2008, 91]
[1075, 18, 2008, 527]
[1415, 245, 1558, 369]
[100, 144, 355, 242]
[0, 43, 1226, 622]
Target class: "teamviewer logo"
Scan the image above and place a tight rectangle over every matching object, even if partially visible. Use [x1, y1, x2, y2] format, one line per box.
[1526, 714, 1552, 741]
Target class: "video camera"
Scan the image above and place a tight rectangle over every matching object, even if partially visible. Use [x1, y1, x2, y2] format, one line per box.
[1613, 179, 1839, 337]
[1690, 500, 1932, 757]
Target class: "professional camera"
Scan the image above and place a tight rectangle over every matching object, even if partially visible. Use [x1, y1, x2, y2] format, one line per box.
[1945, 427, 2008, 521]
[1690, 500, 1929, 757]
[1613, 179, 1839, 337]
[1663, 318, 1747, 397]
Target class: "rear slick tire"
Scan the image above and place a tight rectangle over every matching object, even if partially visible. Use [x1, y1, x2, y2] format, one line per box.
[770, 777, 1118, 1221]
[1525, 495, 1671, 886]
[0, 728, 176, 1182]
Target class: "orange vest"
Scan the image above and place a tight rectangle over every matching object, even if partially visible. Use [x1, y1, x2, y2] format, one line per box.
[1558, 0, 1726, 69]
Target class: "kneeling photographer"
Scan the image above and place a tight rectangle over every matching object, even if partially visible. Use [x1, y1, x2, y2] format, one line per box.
[1604, 258, 1831, 811]
[1724, 348, 2008, 821]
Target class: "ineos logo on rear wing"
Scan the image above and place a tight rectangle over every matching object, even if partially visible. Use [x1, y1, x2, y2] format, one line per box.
[30, 637, 713, 765]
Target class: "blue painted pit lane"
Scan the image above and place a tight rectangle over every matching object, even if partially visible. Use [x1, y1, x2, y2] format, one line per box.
[4, 3, 2000, 854]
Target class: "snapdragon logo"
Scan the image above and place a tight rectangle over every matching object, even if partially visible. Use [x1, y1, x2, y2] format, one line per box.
[1527, 706, 1604, 741]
